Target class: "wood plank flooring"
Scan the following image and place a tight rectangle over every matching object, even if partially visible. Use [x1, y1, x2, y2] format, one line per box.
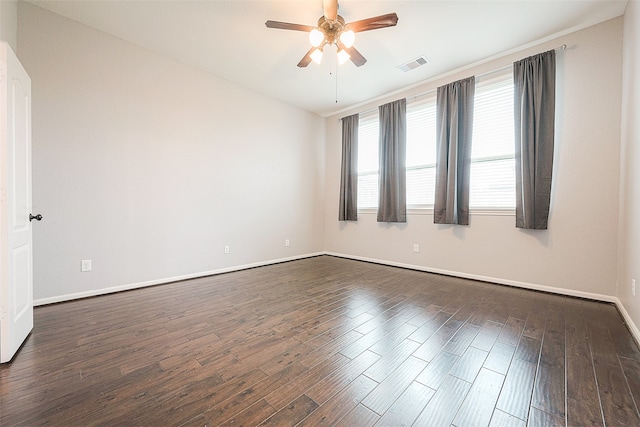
[2, 255, 640, 426]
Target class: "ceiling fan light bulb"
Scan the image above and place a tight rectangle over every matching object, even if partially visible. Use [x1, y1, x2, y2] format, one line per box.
[340, 30, 355, 48]
[337, 49, 351, 65]
[309, 29, 324, 47]
[310, 48, 323, 64]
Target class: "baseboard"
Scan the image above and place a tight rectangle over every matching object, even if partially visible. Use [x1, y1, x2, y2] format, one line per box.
[34, 250, 640, 347]
[324, 251, 640, 346]
[613, 297, 640, 347]
[324, 251, 617, 303]
[34, 252, 324, 306]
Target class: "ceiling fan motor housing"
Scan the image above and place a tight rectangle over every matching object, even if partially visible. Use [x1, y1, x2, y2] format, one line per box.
[316, 15, 348, 45]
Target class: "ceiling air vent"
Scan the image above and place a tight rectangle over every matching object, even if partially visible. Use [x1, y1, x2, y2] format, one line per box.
[397, 56, 429, 72]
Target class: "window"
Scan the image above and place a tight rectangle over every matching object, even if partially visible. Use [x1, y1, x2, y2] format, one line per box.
[357, 96, 437, 210]
[470, 73, 515, 209]
[356, 112, 379, 208]
[406, 97, 437, 207]
[356, 71, 516, 211]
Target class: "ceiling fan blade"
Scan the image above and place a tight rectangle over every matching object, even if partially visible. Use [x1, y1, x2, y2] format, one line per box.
[297, 47, 316, 68]
[265, 20, 315, 32]
[323, 0, 338, 21]
[337, 41, 367, 67]
[348, 13, 398, 33]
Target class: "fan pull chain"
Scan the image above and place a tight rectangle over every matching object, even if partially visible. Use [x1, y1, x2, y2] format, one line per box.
[328, 61, 338, 104]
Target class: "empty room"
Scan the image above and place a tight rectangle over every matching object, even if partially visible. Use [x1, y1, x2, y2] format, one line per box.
[2, 0, 640, 425]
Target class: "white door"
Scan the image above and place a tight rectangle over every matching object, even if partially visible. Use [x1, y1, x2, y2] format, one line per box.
[0, 42, 33, 364]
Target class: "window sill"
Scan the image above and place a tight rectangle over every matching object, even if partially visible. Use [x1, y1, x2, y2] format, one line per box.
[470, 208, 516, 216]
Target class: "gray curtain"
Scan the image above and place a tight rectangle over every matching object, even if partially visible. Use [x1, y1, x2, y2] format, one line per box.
[339, 114, 359, 221]
[434, 76, 475, 225]
[514, 50, 556, 230]
[377, 99, 407, 223]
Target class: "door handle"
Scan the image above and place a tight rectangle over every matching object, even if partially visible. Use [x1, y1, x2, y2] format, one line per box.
[29, 214, 43, 222]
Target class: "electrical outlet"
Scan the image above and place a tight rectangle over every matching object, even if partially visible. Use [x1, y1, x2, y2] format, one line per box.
[633, 279, 636, 297]
[413, 244, 419, 253]
[224, 245, 230, 254]
[81, 259, 92, 272]
[285, 239, 290, 247]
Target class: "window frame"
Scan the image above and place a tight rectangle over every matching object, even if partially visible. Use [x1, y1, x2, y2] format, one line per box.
[355, 110, 381, 211]
[355, 69, 517, 216]
[405, 93, 437, 210]
[469, 70, 516, 214]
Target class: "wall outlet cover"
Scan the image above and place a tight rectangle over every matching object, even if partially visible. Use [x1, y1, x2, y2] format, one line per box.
[81, 260, 92, 272]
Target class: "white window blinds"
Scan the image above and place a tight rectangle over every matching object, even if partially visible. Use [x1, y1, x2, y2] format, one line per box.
[356, 71, 516, 211]
[357, 112, 379, 208]
[470, 74, 516, 209]
[406, 97, 437, 207]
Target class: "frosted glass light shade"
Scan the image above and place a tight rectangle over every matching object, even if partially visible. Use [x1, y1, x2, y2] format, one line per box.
[309, 29, 324, 47]
[337, 49, 350, 64]
[339, 30, 355, 48]
[310, 48, 323, 64]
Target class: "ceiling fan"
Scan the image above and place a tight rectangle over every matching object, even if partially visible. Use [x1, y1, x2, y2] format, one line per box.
[265, 0, 398, 68]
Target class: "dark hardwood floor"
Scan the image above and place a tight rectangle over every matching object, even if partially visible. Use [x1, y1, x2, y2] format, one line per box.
[2, 255, 640, 426]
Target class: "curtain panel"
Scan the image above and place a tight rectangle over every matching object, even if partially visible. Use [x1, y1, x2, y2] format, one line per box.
[377, 99, 407, 223]
[434, 76, 476, 225]
[339, 114, 359, 221]
[514, 50, 556, 230]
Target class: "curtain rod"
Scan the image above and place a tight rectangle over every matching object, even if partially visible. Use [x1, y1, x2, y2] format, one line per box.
[473, 44, 567, 81]
[341, 44, 567, 121]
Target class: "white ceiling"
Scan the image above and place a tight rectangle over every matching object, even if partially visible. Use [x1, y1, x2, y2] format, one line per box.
[25, 0, 628, 117]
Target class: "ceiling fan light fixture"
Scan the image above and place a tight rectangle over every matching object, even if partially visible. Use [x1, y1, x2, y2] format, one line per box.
[339, 30, 355, 48]
[310, 48, 324, 64]
[337, 49, 351, 64]
[266, 3, 398, 69]
[309, 29, 324, 47]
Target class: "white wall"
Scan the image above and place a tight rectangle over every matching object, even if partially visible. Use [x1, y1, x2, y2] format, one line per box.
[324, 18, 623, 300]
[15, 2, 630, 310]
[618, 1, 640, 329]
[0, 0, 17, 50]
[18, 3, 326, 302]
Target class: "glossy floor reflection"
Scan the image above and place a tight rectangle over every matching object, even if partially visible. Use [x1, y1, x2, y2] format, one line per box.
[1, 256, 639, 426]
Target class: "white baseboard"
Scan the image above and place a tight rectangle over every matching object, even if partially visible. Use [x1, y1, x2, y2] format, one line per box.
[34, 252, 324, 306]
[325, 251, 617, 302]
[613, 297, 640, 346]
[34, 250, 640, 348]
[325, 251, 640, 345]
